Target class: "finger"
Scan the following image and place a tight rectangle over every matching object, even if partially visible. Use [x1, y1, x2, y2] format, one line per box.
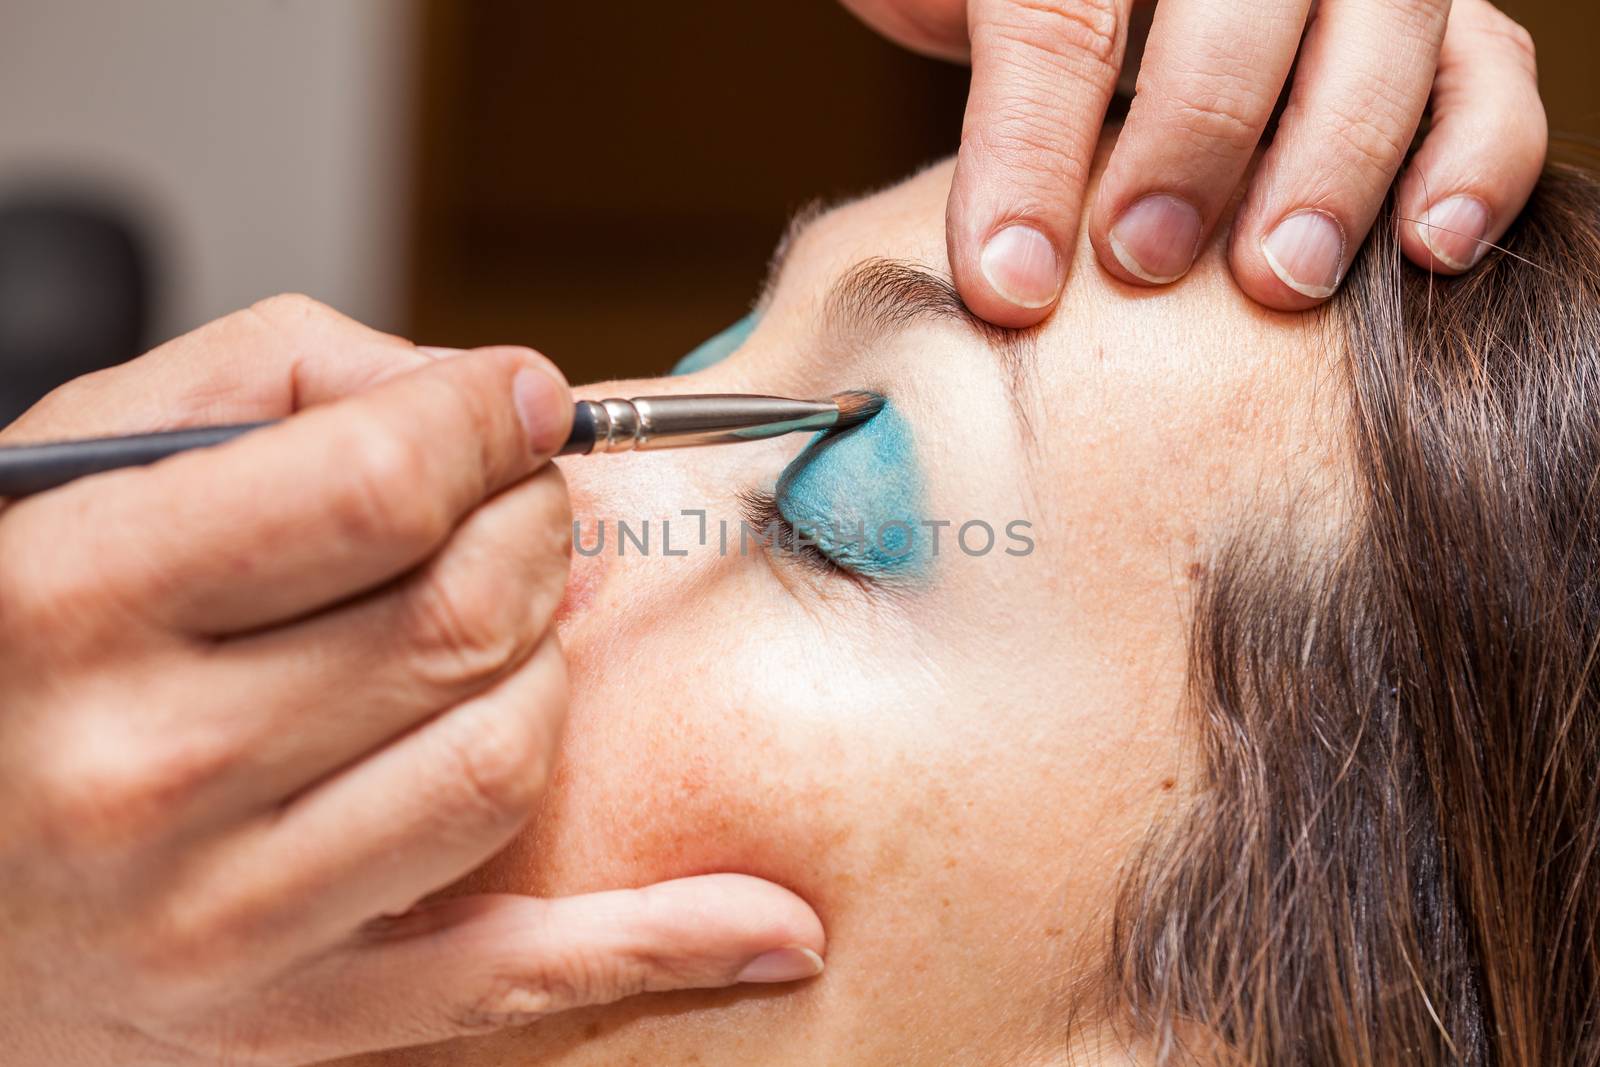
[0, 294, 432, 444]
[266, 878, 824, 1061]
[189, 465, 570, 818]
[835, 0, 969, 60]
[1395, 0, 1546, 273]
[0, 346, 573, 635]
[181, 640, 570, 966]
[950, 0, 1135, 327]
[1230, 0, 1450, 308]
[1089, 0, 1311, 287]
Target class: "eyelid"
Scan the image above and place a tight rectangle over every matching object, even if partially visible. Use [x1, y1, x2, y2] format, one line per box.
[738, 488, 867, 582]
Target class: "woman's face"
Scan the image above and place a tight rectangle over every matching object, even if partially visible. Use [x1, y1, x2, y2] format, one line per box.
[384, 147, 1339, 1065]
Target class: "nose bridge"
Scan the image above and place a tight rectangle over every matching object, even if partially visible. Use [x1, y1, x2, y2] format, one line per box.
[561, 374, 800, 518]
[562, 436, 791, 550]
[554, 378, 801, 625]
[563, 375, 754, 516]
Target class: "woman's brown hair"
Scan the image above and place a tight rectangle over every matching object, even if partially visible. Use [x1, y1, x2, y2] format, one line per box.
[1106, 159, 1600, 1064]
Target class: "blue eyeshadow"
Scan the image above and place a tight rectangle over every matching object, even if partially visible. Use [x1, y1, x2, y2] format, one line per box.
[774, 399, 927, 578]
[671, 311, 760, 375]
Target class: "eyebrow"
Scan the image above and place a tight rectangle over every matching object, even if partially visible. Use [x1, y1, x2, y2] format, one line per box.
[756, 204, 1039, 409]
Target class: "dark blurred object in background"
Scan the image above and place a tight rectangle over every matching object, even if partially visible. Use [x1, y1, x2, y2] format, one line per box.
[0, 196, 151, 425]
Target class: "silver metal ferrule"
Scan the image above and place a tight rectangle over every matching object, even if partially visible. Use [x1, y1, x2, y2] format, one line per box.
[582, 394, 842, 454]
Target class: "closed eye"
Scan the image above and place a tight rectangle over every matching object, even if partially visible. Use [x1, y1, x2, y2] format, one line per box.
[737, 487, 862, 581]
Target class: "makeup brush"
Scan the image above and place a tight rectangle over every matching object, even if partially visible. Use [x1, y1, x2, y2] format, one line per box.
[563, 390, 882, 455]
[0, 391, 885, 499]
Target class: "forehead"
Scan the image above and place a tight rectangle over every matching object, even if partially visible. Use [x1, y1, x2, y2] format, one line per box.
[776, 155, 1343, 509]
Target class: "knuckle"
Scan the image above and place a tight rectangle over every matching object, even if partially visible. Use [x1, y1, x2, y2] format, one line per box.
[1323, 88, 1414, 179]
[1332, 117, 1408, 179]
[1503, 21, 1537, 65]
[974, 0, 1124, 121]
[331, 420, 450, 552]
[451, 975, 561, 1032]
[454, 951, 646, 1032]
[1478, 8, 1537, 69]
[430, 698, 551, 833]
[995, 0, 1121, 64]
[1161, 82, 1267, 160]
[1365, 0, 1448, 45]
[247, 292, 346, 333]
[1409, 0, 1453, 27]
[986, 24, 1118, 103]
[404, 556, 536, 692]
[36, 730, 229, 850]
[964, 112, 1091, 196]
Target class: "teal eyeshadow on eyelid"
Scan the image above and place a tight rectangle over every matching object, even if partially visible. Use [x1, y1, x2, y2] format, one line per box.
[774, 400, 928, 579]
[670, 311, 760, 376]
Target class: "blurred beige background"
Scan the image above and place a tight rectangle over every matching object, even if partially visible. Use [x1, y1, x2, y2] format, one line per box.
[0, 0, 417, 344]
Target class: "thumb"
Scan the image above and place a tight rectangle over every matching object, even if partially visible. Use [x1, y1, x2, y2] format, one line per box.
[274, 875, 825, 1060]
[949, 0, 1132, 327]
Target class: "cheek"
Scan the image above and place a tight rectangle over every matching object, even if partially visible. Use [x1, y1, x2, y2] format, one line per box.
[451, 633, 1050, 957]
[460, 655, 1113, 951]
[480, 680, 887, 925]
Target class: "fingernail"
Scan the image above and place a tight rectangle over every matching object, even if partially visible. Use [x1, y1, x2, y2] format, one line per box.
[734, 946, 824, 984]
[1261, 210, 1347, 299]
[417, 345, 467, 359]
[512, 366, 568, 455]
[979, 224, 1062, 309]
[1108, 194, 1202, 284]
[1416, 194, 1491, 271]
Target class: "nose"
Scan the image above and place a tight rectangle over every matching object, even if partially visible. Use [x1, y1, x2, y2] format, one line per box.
[551, 374, 797, 630]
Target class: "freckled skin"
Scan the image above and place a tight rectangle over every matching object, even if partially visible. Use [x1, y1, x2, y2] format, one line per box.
[334, 136, 1340, 1066]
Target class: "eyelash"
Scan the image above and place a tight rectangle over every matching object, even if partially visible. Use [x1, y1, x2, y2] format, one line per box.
[737, 488, 857, 580]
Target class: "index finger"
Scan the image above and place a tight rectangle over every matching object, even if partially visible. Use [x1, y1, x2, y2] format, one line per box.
[1, 346, 573, 635]
[1087, 0, 1310, 288]
[948, 0, 1133, 327]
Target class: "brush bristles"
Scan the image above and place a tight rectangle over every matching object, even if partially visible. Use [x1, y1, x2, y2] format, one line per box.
[829, 390, 886, 429]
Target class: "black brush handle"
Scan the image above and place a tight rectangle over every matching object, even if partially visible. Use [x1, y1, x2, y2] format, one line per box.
[0, 422, 276, 498]
[558, 400, 596, 456]
[0, 404, 600, 499]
